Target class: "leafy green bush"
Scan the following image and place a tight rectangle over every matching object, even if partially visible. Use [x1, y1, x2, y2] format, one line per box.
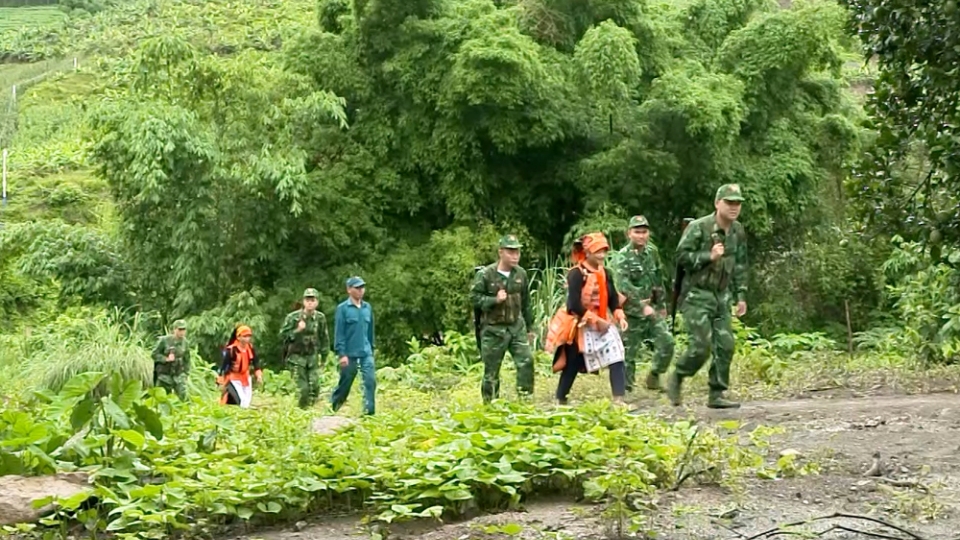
[880, 237, 960, 365]
[2, 370, 772, 538]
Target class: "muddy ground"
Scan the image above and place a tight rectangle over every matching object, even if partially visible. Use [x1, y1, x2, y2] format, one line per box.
[236, 389, 960, 540]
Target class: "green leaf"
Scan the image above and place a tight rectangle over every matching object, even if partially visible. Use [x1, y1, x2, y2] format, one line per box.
[60, 372, 107, 400]
[501, 522, 524, 535]
[57, 491, 93, 511]
[70, 396, 96, 431]
[115, 429, 145, 449]
[717, 420, 741, 431]
[101, 397, 130, 429]
[133, 403, 164, 440]
[441, 489, 473, 501]
[117, 380, 143, 410]
[0, 450, 25, 475]
[237, 507, 254, 520]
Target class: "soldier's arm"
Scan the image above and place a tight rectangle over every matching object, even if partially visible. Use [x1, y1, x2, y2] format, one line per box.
[319, 313, 331, 357]
[152, 337, 167, 365]
[521, 269, 533, 329]
[651, 247, 668, 310]
[676, 223, 712, 271]
[611, 254, 644, 302]
[183, 345, 191, 373]
[733, 227, 748, 303]
[278, 312, 297, 343]
[470, 270, 498, 312]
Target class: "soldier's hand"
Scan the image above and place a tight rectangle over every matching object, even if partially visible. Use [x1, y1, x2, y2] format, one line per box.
[166, 353, 175, 362]
[339, 356, 349, 368]
[296, 320, 306, 332]
[642, 305, 655, 318]
[496, 289, 507, 303]
[710, 243, 725, 261]
[527, 332, 535, 344]
[736, 301, 747, 318]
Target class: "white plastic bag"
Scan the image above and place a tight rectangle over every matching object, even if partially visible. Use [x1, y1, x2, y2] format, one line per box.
[582, 324, 625, 373]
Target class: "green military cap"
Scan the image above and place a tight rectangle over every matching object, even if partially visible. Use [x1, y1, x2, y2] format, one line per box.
[628, 215, 650, 228]
[499, 234, 522, 249]
[172, 319, 187, 330]
[303, 288, 319, 298]
[715, 183, 745, 202]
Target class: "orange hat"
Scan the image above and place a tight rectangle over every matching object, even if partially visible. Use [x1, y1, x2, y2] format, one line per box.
[572, 232, 609, 263]
[236, 325, 252, 337]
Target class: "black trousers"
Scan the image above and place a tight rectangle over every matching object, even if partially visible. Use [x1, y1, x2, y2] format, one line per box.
[555, 344, 626, 403]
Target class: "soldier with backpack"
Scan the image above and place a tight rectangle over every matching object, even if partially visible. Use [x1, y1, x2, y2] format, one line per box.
[666, 184, 749, 409]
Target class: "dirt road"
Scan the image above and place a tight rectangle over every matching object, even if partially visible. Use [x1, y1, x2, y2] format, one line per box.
[235, 391, 960, 540]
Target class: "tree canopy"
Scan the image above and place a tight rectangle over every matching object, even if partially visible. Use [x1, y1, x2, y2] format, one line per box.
[841, 0, 960, 249]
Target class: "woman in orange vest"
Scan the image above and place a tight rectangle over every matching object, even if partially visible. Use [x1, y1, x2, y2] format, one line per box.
[218, 325, 263, 408]
[552, 232, 629, 405]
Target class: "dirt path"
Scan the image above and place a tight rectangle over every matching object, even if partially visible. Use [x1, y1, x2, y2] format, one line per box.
[234, 391, 960, 540]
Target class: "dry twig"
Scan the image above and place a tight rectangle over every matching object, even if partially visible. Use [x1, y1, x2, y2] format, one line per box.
[745, 512, 927, 540]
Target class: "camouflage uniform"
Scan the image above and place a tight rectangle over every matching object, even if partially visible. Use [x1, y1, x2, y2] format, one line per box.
[280, 288, 331, 409]
[470, 235, 534, 403]
[667, 184, 748, 409]
[152, 319, 191, 400]
[610, 215, 675, 393]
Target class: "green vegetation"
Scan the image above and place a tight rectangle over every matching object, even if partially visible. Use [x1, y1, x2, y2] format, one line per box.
[0, 311, 847, 539]
[0, 6, 65, 32]
[2, 0, 960, 536]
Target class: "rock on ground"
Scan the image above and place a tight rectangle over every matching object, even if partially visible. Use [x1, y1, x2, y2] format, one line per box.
[0, 472, 92, 526]
[311, 415, 356, 436]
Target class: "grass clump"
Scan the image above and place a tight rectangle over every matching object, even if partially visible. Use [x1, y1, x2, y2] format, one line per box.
[17, 308, 153, 395]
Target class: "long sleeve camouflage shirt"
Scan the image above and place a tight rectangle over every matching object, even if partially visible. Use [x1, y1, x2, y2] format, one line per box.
[470, 264, 533, 329]
[279, 309, 330, 357]
[610, 242, 668, 317]
[675, 212, 748, 303]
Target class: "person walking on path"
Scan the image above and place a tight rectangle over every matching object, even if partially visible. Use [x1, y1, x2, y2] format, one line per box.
[152, 319, 191, 401]
[331, 276, 377, 416]
[610, 215, 675, 393]
[470, 234, 535, 403]
[218, 325, 263, 408]
[666, 184, 748, 409]
[552, 232, 629, 405]
[279, 288, 330, 408]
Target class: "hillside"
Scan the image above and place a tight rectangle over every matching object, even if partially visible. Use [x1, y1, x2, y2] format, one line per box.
[3, 0, 960, 539]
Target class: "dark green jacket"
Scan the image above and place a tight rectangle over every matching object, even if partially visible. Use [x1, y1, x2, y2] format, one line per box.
[610, 242, 668, 316]
[279, 309, 330, 356]
[152, 335, 190, 376]
[676, 213, 748, 303]
[470, 264, 532, 328]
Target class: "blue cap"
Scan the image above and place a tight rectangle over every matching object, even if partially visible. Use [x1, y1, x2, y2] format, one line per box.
[346, 276, 365, 288]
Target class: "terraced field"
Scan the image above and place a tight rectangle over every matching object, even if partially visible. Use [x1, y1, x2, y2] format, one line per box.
[0, 6, 66, 32]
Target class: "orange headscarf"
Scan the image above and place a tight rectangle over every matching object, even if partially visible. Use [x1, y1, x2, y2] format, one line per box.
[572, 232, 610, 264]
[572, 233, 610, 320]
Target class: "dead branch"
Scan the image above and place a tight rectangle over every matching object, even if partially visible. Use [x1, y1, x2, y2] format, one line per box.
[711, 518, 749, 539]
[877, 477, 930, 492]
[745, 512, 927, 540]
